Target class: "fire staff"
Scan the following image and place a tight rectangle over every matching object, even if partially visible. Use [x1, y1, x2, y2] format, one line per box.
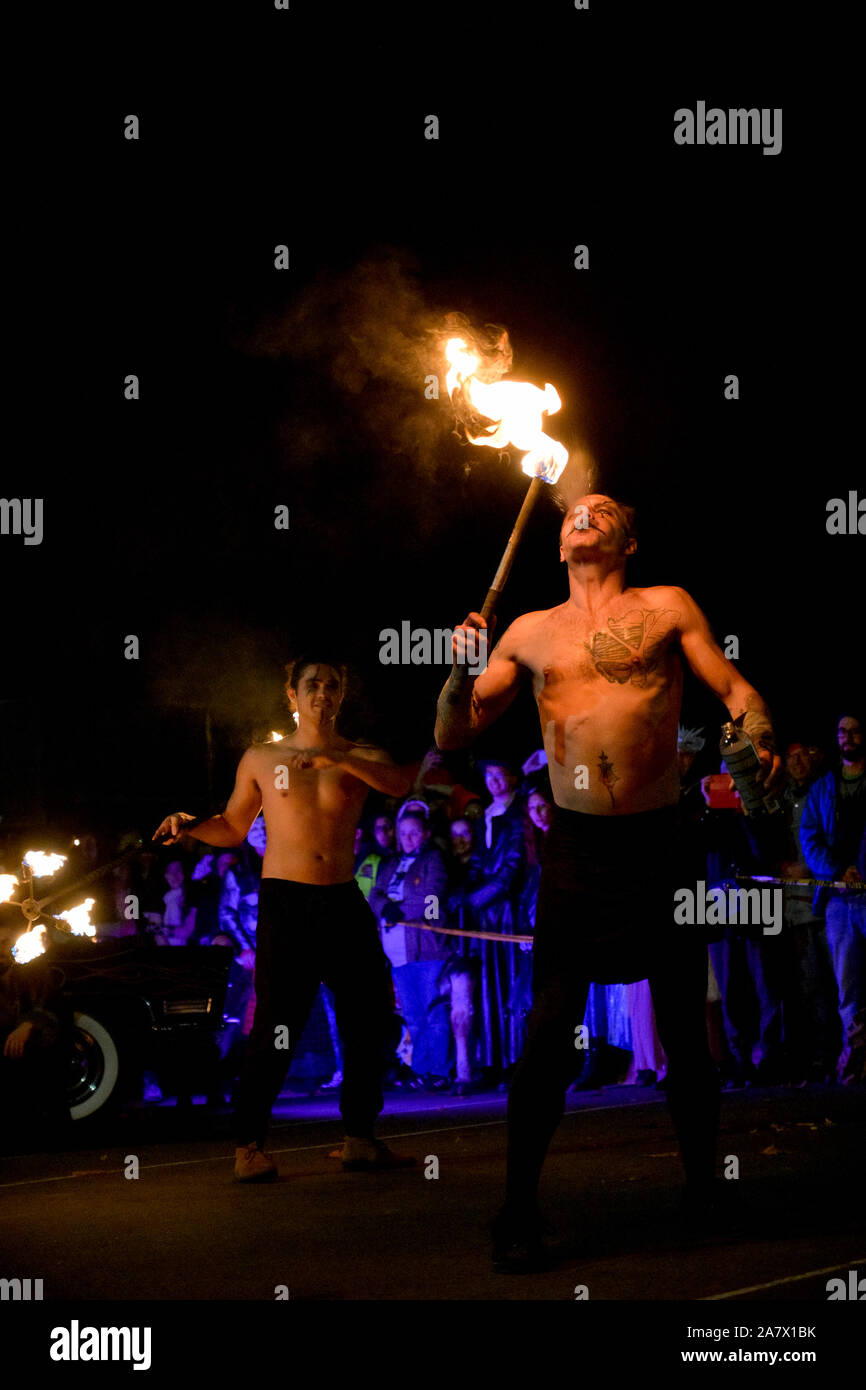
[435, 493, 783, 1271]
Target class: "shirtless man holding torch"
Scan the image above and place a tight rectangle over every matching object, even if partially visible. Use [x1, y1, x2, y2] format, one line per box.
[435, 495, 783, 1271]
[154, 657, 413, 1181]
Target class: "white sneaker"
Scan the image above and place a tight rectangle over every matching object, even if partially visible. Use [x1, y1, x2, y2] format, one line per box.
[233, 1143, 278, 1182]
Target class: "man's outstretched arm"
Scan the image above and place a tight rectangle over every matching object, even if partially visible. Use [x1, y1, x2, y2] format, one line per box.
[672, 585, 783, 794]
[153, 749, 263, 847]
[435, 612, 526, 750]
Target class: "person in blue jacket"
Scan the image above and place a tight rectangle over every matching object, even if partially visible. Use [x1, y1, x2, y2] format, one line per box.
[798, 711, 866, 1078]
[369, 802, 452, 1089]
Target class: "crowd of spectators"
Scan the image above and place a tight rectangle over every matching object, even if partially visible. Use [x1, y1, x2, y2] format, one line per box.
[2, 711, 864, 1124]
[347, 712, 865, 1094]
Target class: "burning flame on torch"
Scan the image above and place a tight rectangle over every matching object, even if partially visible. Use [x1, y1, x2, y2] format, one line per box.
[0, 874, 19, 903]
[56, 898, 97, 938]
[444, 337, 568, 483]
[11, 898, 97, 964]
[12, 923, 47, 964]
[23, 850, 67, 877]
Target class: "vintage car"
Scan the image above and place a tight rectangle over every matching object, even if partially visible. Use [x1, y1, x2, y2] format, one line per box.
[42, 932, 235, 1121]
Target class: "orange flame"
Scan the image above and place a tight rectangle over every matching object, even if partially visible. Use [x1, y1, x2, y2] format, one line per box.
[23, 850, 67, 877]
[12, 924, 47, 964]
[56, 898, 97, 938]
[445, 337, 568, 483]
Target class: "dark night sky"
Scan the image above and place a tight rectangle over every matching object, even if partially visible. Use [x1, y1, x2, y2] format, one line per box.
[2, 14, 859, 846]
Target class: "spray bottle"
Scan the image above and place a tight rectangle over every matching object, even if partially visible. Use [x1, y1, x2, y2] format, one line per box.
[719, 721, 780, 817]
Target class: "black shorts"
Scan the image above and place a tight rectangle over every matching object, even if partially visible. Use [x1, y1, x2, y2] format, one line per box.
[534, 803, 685, 985]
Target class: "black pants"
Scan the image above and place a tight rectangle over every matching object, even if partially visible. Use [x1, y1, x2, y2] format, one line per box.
[233, 879, 396, 1147]
[505, 805, 720, 1209]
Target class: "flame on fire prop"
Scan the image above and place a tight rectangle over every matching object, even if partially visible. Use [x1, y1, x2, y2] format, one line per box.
[56, 897, 97, 938]
[11, 897, 97, 965]
[12, 923, 47, 964]
[442, 321, 570, 622]
[23, 850, 67, 877]
[444, 335, 568, 484]
[0, 874, 19, 903]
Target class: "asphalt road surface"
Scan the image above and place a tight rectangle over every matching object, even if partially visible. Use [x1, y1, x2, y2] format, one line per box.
[2, 1082, 864, 1304]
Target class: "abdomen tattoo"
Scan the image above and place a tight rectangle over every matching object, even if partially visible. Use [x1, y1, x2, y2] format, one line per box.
[598, 750, 619, 808]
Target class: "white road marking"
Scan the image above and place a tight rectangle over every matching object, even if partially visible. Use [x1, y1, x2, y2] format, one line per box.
[0, 1098, 663, 1188]
[703, 1258, 866, 1300]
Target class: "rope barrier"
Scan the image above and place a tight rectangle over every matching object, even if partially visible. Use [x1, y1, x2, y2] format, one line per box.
[398, 920, 533, 945]
[735, 874, 865, 892]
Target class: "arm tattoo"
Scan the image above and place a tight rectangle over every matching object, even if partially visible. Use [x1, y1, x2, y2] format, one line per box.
[585, 608, 679, 686]
[598, 750, 619, 808]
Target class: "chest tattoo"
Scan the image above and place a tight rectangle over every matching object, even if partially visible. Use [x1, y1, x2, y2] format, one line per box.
[585, 607, 679, 686]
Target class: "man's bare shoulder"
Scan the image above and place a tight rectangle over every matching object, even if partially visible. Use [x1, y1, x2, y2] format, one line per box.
[617, 584, 694, 620]
[648, 584, 705, 625]
[243, 741, 277, 768]
[247, 738, 287, 755]
[500, 605, 566, 649]
[622, 583, 689, 605]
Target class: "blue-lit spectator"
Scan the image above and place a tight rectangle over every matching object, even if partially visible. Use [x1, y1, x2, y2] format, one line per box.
[217, 826, 264, 949]
[799, 712, 866, 1081]
[369, 803, 452, 1090]
[316, 816, 396, 1095]
[511, 778, 554, 1057]
[773, 742, 839, 1082]
[373, 813, 396, 857]
[518, 778, 554, 934]
[236, 816, 266, 945]
[156, 860, 195, 945]
[449, 817, 474, 873]
[444, 816, 477, 1095]
[448, 757, 527, 1085]
[703, 764, 786, 1086]
[185, 850, 237, 945]
[354, 813, 396, 902]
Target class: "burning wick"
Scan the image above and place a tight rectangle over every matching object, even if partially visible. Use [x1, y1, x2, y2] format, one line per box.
[445, 337, 568, 481]
[444, 334, 569, 623]
[11, 897, 97, 964]
[0, 874, 19, 903]
[56, 898, 97, 938]
[12, 924, 47, 964]
[23, 850, 67, 877]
